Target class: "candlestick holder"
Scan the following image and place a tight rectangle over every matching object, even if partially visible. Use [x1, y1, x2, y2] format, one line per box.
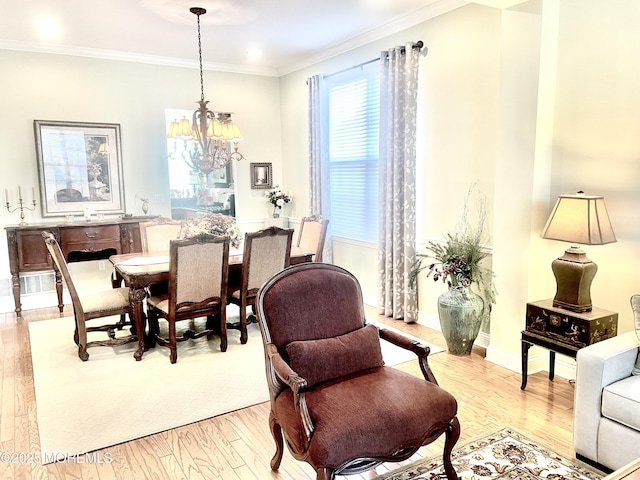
[6, 196, 37, 226]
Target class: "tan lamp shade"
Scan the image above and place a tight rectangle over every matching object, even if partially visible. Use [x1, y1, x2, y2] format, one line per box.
[541, 192, 616, 313]
[541, 193, 616, 245]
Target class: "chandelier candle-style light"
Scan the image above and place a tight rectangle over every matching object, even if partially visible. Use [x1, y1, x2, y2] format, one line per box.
[166, 7, 244, 176]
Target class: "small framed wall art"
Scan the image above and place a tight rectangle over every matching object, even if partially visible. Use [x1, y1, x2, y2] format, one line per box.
[250, 162, 272, 189]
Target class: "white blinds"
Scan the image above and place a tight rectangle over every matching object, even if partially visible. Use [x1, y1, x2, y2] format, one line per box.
[326, 67, 380, 243]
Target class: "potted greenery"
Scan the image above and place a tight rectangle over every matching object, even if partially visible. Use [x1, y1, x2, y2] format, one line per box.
[409, 187, 496, 355]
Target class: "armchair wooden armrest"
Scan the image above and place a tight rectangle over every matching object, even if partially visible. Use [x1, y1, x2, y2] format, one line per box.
[265, 343, 315, 444]
[267, 343, 301, 384]
[377, 326, 439, 384]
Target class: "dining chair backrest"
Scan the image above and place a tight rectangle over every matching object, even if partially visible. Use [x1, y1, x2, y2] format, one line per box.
[140, 217, 183, 253]
[147, 233, 230, 362]
[168, 234, 230, 317]
[42, 231, 83, 313]
[42, 231, 135, 361]
[243, 227, 294, 293]
[297, 215, 329, 262]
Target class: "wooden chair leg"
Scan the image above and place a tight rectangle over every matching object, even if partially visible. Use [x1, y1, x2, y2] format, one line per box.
[75, 314, 89, 361]
[269, 413, 284, 471]
[147, 309, 159, 347]
[168, 319, 177, 364]
[219, 309, 227, 352]
[240, 300, 248, 344]
[442, 417, 461, 480]
[78, 344, 89, 361]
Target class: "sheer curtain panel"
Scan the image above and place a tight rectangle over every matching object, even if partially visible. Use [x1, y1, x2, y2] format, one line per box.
[308, 75, 324, 217]
[378, 42, 422, 322]
[307, 74, 332, 263]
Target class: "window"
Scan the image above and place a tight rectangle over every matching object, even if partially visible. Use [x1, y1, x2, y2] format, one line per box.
[326, 66, 380, 243]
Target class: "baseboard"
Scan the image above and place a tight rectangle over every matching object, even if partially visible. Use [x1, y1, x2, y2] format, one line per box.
[486, 343, 577, 380]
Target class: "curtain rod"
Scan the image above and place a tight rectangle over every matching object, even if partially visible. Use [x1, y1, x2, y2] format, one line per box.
[322, 40, 424, 80]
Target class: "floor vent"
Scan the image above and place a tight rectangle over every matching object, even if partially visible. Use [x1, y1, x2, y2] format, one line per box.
[17, 272, 57, 296]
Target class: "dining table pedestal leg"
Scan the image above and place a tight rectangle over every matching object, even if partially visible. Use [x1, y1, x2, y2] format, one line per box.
[129, 287, 148, 361]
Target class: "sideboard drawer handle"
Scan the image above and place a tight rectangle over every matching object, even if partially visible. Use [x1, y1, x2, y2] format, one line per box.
[85, 232, 97, 238]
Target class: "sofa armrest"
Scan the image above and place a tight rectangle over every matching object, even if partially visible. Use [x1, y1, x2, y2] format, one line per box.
[573, 332, 640, 461]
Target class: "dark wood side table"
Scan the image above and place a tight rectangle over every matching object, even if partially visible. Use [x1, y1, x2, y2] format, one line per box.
[521, 299, 618, 390]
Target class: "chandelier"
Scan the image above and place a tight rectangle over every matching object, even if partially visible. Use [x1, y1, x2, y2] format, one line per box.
[166, 7, 244, 176]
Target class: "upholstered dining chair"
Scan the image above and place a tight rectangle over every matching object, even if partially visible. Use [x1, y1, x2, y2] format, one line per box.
[138, 217, 183, 295]
[227, 226, 293, 344]
[256, 263, 461, 480]
[296, 215, 329, 262]
[146, 234, 230, 363]
[42, 232, 136, 361]
[139, 217, 183, 253]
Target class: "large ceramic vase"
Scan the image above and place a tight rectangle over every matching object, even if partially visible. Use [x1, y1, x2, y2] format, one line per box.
[437, 283, 484, 356]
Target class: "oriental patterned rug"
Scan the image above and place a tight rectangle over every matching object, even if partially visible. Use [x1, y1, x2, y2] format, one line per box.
[376, 428, 603, 480]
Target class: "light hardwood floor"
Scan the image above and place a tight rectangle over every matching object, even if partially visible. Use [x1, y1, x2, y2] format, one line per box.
[0, 304, 577, 480]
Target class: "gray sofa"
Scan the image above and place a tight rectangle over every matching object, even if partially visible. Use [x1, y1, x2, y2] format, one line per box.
[573, 295, 640, 471]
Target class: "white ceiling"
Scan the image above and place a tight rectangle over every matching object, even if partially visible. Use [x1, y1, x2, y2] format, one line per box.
[0, 0, 472, 76]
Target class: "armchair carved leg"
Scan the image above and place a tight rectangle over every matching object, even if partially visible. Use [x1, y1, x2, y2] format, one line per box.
[269, 413, 285, 471]
[442, 417, 461, 480]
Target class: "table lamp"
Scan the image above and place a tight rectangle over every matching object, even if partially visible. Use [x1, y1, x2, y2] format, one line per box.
[540, 191, 616, 313]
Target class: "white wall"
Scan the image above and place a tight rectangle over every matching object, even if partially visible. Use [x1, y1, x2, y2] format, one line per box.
[488, 0, 640, 375]
[0, 50, 282, 295]
[280, 0, 640, 376]
[550, 0, 640, 328]
[279, 3, 502, 325]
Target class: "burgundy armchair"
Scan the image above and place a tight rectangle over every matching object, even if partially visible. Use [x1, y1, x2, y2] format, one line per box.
[256, 262, 460, 480]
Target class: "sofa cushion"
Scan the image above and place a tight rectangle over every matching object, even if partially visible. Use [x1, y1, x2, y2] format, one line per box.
[602, 375, 640, 431]
[286, 324, 384, 388]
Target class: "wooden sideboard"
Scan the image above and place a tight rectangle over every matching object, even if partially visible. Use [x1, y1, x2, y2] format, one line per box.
[5, 218, 144, 317]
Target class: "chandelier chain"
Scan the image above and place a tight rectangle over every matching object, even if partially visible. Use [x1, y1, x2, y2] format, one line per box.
[166, 6, 244, 176]
[196, 12, 204, 102]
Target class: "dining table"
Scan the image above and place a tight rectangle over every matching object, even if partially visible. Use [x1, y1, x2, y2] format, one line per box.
[109, 246, 314, 361]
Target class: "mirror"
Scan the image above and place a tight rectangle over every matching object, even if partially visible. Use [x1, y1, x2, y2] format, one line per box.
[165, 109, 236, 219]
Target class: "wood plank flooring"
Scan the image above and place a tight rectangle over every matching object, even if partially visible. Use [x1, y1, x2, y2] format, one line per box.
[0, 304, 577, 480]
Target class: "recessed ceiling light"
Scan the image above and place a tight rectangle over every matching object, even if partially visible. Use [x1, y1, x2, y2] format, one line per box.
[36, 15, 62, 40]
[246, 48, 263, 59]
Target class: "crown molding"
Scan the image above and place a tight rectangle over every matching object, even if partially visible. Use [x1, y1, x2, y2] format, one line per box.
[0, 39, 280, 77]
[277, 0, 469, 76]
[0, 0, 468, 78]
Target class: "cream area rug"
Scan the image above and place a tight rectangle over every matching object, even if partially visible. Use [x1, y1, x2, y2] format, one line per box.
[30, 312, 440, 462]
[375, 428, 603, 480]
